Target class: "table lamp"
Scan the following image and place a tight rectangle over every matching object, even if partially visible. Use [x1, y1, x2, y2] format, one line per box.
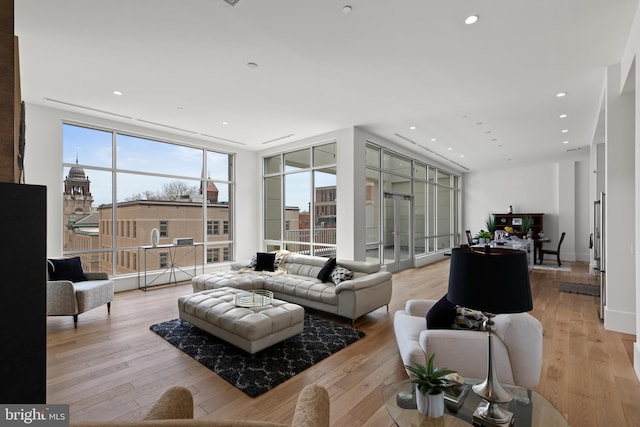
[447, 246, 533, 427]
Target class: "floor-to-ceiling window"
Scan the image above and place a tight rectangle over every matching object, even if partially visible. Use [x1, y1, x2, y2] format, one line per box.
[366, 143, 459, 269]
[62, 123, 234, 277]
[263, 142, 337, 256]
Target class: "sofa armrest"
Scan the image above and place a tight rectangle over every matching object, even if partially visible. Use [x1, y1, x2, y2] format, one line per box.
[494, 313, 542, 388]
[404, 299, 437, 317]
[143, 386, 194, 420]
[230, 260, 251, 271]
[46, 280, 78, 314]
[334, 271, 391, 293]
[291, 384, 330, 427]
[84, 272, 109, 281]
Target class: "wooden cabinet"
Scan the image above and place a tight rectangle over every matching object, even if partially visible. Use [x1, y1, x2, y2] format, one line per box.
[493, 213, 544, 238]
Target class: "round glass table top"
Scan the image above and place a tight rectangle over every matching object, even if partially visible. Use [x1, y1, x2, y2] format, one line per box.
[382, 380, 569, 427]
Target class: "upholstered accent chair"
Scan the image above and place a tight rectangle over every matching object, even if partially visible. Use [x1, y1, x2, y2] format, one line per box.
[47, 257, 114, 328]
[70, 384, 330, 427]
[394, 299, 543, 388]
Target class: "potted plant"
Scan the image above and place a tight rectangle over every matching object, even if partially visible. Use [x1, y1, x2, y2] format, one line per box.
[405, 353, 459, 417]
[485, 216, 496, 233]
[476, 230, 492, 245]
[521, 216, 534, 236]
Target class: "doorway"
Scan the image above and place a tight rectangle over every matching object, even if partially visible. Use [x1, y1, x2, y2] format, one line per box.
[383, 192, 413, 272]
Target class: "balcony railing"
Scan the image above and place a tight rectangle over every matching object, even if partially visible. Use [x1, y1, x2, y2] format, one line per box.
[285, 227, 336, 245]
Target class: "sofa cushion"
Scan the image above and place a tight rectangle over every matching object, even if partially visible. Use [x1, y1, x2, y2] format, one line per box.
[317, 257, 336, 283]
[255, 252, 276, 272]
[330, 266, 353, 285]
[48, 257, 86, 282]
[265, 274, 339, 305]
[425, 294, 456, 329]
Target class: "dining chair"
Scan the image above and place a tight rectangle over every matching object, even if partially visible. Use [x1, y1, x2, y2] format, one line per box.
[540, 232, 566, 266]
[465, 230, 474, 246]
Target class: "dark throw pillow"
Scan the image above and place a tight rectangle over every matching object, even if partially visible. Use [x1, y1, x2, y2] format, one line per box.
[254, 252, 276, 272]
[426, 294, 456, 329]
[47, 257, 87, 282]
[317, 257, 337, 283]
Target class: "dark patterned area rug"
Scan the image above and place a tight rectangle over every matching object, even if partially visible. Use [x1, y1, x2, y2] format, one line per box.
[559, 282, 600, 296]
[150, 316, 364, 397]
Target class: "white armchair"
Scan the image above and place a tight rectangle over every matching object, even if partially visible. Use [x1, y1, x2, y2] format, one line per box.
[47, 271, 114, 328]
[394, 299, 542, 388]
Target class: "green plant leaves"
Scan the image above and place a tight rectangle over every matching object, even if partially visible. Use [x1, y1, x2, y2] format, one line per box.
[405, 353, 457, 395]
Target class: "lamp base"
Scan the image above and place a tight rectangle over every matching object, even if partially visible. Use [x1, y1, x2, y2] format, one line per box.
[472, 400, 514, 427]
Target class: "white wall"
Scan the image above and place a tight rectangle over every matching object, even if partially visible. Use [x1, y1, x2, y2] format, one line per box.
[24, 103, 259, 291]
[604, 63, 636, 335]
[620, 2, 640, 378]
[575, 160, 592, 262]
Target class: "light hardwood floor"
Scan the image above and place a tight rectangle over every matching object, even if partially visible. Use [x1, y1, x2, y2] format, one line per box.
[46, 260, 640, 426]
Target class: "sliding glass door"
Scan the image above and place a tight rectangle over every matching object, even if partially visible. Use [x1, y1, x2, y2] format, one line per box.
[384, 192, 413, 272]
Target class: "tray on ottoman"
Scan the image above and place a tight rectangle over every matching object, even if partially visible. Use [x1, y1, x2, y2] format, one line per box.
[178, 287, 304, 354]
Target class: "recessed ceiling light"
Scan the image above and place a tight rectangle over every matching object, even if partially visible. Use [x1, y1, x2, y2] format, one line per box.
[112, 90, 122, 96]
[447, 147, 453, 151]
[556, 92, 567, 97]
[409, 126, 416, 130]
[459, 154, 465, 158]
[342, 5, 352, 14]
[221, 121, 229, 125]
[561, 129, 569, 133]
[559, 114, 567, 118]
[465, 15, 479, 25]
[563, 141, 569, 144]
[431, 138, 437, 142]
[246, 62, 259, 69]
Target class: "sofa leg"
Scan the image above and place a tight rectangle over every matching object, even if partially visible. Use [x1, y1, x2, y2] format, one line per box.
[73, 314, 78, 329]
[107, 302, 111, 315]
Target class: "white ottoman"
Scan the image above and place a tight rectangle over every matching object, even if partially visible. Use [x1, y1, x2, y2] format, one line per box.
[178, 287, 305, 354]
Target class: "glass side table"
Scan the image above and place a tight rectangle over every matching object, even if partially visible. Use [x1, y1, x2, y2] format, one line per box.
[382, 380, 569, 427]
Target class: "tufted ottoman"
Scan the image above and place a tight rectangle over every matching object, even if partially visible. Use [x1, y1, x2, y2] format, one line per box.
[178, 287, 305, 354]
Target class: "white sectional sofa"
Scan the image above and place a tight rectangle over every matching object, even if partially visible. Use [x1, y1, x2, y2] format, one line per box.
[192, 253, 393, 323]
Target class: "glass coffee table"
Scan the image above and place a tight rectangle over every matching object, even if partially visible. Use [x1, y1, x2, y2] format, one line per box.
[382, 379, 569, 426]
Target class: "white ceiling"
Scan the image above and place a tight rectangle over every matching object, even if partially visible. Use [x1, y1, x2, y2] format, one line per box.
[14, 0, 639, 172]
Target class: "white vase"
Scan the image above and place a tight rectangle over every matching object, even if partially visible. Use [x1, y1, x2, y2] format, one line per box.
[415, 390, 445, 418]
[150, 228, 159, 247]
